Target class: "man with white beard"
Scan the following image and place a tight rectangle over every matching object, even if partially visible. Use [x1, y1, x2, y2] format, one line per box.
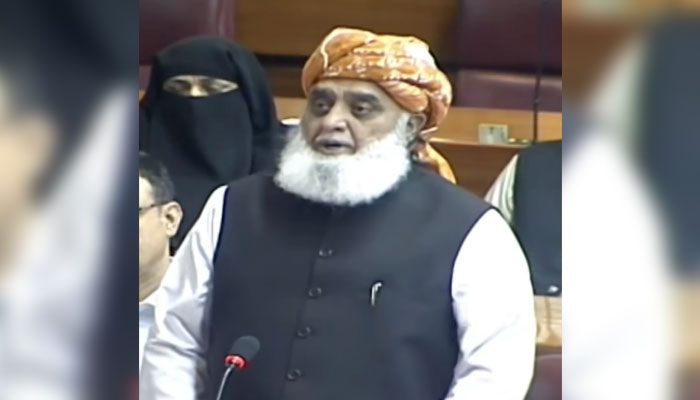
[140, 28, 535, 400]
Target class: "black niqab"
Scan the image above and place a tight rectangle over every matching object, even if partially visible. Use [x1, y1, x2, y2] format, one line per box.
[140, 36, 281, 248]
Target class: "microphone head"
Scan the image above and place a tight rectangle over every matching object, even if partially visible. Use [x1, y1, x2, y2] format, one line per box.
[228, 335, 260, 363]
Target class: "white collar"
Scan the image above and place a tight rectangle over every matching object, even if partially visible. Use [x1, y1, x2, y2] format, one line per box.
[140, 257, 171, 309]
[139, 288, 159, 310]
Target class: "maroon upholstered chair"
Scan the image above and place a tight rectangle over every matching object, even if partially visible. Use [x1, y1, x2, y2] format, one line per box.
[453, 70, 562, 111]
[453, 0, 562, 111]
[526, 354, 562, 400]
[138, 0, 236, 88]
[455, 0, 561, 71]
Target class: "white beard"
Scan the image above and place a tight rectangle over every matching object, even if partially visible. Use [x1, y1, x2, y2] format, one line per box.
[274, 116, 412, 206]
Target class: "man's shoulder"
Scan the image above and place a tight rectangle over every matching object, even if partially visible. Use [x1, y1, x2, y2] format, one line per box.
[225, 171, 274, 192]
[410, 166, 489, 209]
[219, 172, 278, 213]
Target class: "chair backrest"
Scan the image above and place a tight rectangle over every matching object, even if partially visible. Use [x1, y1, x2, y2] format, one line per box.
[527, 354, 562, 400]
[138, 0, 236, 87]
[453, 70, 562, 111]
[455, 0, 562, 72]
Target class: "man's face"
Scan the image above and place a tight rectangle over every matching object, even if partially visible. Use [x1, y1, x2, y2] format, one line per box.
[138, 176, 180, 271]
[276, 79, 428, 206]
[300, 79, 425, 156]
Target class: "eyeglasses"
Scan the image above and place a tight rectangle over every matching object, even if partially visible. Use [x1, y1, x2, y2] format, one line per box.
[139, 202, 168, 216]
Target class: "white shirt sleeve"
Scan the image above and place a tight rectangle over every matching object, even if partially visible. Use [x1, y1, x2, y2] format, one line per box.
[484, 155, 519, 223]
[139, 185, 227, 400]
[445, 209, 536, 400]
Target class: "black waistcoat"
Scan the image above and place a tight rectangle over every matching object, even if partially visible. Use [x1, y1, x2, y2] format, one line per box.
[208, 167, 489, 400]
[639, 19, 700, 273]
[513, 142, 562, 296]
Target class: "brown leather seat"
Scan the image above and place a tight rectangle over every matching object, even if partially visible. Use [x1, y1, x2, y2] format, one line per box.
[526, 354, 562, 400]
[138, 0, 235, 88]
[453, 0, 562, 111]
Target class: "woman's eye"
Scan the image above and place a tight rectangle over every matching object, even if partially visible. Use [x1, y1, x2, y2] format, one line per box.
[204, 82, 224, 93]
[165, 81, 189, 93]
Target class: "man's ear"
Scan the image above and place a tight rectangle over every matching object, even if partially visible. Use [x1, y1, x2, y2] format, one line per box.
[161, 201, 183, 237]
[406, 113, 427, 137]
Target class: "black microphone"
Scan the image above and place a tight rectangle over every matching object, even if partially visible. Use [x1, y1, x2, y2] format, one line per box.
[215, 336, 261, 400]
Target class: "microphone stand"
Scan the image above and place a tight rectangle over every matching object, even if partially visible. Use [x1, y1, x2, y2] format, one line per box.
[533, 0, 552, 144]
[215, 365, 237, 400]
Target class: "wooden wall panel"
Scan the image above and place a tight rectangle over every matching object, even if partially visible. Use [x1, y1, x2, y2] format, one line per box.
[438, 108, 562, 143]
[263, 64, 305, 98]
[535, 296, 562, 350]
[235, 0, 460, 62]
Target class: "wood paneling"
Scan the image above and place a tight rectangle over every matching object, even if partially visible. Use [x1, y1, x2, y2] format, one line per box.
[430, 139, 522, 196]
[562, 17, 638, 100]
[535, 296, 562, 350]
[678, 283, 700, 371]
[263, 64, 305, 98]
[437, 107, 562, 143]
[235, 0, 460, 62]
[275, 97, 563, 143]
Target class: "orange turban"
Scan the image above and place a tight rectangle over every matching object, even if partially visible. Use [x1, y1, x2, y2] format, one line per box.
[302, 27, 456, 183]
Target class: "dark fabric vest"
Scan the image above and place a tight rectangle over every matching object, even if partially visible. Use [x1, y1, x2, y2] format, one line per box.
[208, 167, 490, 400]
[639, 18, 700, 273]
[513, 142, 562, 296]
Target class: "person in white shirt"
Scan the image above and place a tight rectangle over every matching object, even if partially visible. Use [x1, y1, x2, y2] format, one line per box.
[141, 27, 535, 400]
[139, 152, 182, 372]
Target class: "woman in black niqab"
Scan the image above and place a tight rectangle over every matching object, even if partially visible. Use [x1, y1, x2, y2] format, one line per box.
[140, 36, 281, 249]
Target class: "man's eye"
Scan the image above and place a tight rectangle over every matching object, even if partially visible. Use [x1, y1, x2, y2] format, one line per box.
[353, 103, 372, 115]
[314, 101, 330, 113]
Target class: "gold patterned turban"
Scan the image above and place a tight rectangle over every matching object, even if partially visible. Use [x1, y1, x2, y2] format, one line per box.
[301, 27, 456, 183]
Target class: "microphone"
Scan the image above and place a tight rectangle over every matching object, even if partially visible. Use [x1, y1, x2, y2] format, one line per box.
[215, 336, 261, 400]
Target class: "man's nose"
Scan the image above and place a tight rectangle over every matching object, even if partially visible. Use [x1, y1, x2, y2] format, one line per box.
[320, 105, 350, 134]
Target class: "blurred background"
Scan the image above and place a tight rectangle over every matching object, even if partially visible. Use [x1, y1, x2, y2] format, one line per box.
[0, 1, 136, 399]
[562, 1, 700, 399]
